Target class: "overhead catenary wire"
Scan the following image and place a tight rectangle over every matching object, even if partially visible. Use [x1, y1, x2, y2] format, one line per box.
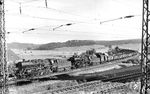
[7, 0, 99, 21]
[7, 13, 97, 25]
[7, 0, 142, 23]
[6, 14, 141, 35]
[7, 27, 140, 38]
[36, 6, 96, 20]
[6, 0, 142, 43]
[7, 12, 140, 28]
[6, 2, 97, 23]
[6, 10, 96, 24]
[100, 15, 140, 24]
[7, 0, 141, 25]
[9, 0, 43, 4]
[52, 23, 75, 31]
[7, 32, 139, 41]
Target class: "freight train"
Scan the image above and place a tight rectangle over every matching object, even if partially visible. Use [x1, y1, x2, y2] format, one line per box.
[8, 47, 140, 80]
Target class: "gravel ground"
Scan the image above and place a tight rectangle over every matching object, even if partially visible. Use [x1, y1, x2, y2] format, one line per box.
[71, 81, 141, 94]
[8, 80, 63, 94]
[7, 78, 141, 94]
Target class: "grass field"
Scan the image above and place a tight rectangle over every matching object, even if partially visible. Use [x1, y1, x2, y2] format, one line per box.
[11, 43, 140, 60]
[12, 45, 106, 60]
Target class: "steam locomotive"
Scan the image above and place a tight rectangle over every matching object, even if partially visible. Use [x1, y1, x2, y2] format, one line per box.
[8, 47, 139, 80]
[9, 58, 70, 79]
[68, 47, 139, 69]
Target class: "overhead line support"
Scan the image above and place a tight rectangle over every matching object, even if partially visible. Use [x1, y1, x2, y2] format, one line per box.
[141, 0, 150, 94]
[0, 0, 8, 93]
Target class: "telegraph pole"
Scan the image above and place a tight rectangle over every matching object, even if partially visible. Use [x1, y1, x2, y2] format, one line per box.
[0, 0, 8, 93]
[141, 0, 150, 94]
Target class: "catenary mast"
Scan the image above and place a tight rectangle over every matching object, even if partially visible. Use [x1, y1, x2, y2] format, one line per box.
[141, 0, 150, 94]
[0, 0, 7, 93]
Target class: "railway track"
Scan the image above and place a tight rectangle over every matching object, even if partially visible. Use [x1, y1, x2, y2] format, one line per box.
[103, 70, 142, 82]
[35, 69, 142, 94]
[35, 80, 130, 94]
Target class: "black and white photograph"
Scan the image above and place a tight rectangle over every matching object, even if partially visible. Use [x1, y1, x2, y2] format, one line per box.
[0, 0, 149, 94]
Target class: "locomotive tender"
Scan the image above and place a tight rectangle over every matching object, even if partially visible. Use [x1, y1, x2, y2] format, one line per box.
[9, 47, 139, 80]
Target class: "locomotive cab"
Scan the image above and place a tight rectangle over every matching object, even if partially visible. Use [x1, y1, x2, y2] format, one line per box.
[15, 62, 22, 70]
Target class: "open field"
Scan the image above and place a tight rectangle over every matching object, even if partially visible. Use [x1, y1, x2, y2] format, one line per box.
[11, 45, 106, 60]
[8, 80, 77, 94]
[11, 43, 140, 60]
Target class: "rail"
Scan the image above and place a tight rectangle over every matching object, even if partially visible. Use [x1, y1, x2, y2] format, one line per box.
[35, 80, 130, 94]
[35, 70, 142, 94]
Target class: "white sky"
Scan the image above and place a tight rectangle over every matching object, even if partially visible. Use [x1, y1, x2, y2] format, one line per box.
[5, 0, 142, 44]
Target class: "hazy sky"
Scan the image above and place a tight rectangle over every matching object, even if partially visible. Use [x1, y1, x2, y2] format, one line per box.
[5, 0, 142, 44]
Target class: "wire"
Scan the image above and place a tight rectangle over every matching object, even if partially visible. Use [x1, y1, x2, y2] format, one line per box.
[9, 0, 42, 4]
[53, 23, 75, 31]
[36, 6, 96, 20]
[22, 28, 35, 33]
[8, 13, 97, 25]
[7, 0, 97, 21]
[6, 0, 141, 38]
[6, 0, 141, 25]
[57, 29, 139, 37]
[7, 27, 140, 38]
[6, 14, 141, 35]
[100, 15, 141, 24]
[6, 10, 96, 24]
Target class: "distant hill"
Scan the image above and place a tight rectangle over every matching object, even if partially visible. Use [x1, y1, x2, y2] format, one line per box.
[35, 40, 96, 50]
[95, 39, 141, 45]
[7, 39, 141, 50]
[7, 42, 40, 50]
[35, 39, 141, 50]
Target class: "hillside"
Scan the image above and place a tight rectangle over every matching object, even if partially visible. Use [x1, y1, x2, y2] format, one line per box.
[35, 39, 141, 50]
[7, 42, 40, 50]
[95, 39, 141, 45]
[7, 39, 141, 50]
[35, 40, 95, 50]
